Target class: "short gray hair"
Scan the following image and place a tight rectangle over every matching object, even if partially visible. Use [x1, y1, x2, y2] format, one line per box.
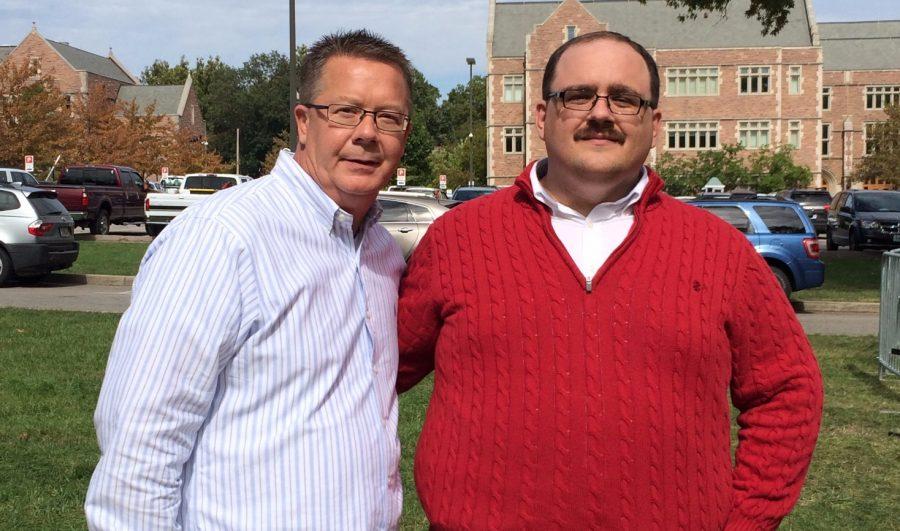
[298, 29, 413, 111]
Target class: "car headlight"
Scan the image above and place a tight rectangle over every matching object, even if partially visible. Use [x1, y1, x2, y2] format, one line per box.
[861, 220, 881, 230]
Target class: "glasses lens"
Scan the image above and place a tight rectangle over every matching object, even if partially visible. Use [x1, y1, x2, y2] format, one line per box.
[562, 90, 596, 110]
[608, 94, 643, 115]
[375, 111, 407, 132]
[327, 104, 363, 126]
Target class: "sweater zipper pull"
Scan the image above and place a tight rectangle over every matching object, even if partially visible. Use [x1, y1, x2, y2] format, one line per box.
[585, 277, 593, 293]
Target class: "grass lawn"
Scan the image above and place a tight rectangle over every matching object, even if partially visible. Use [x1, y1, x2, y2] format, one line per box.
[1, 309, 897, 529]
[796, 251, 883, 302]
[61, 241, 149, 277]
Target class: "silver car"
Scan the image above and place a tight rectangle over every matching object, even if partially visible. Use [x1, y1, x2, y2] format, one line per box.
[0, 185, 78, 284]
[377, 192, 451, 260]
[0, 168, 41, 186]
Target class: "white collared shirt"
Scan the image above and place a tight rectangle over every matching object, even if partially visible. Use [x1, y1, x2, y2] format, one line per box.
[531, 161, 648, 279]
[86, 150, 405, 530]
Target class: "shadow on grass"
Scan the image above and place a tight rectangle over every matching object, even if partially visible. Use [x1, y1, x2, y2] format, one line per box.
[845, 363, 900, 402]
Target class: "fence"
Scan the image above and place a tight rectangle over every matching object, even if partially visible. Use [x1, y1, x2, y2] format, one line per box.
[879, 248, 900, 379]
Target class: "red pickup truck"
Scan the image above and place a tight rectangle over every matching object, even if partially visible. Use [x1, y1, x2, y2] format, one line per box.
[38, 165, 147, 234]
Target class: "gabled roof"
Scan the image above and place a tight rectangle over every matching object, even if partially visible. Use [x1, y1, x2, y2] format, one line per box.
[0, 46, 14, 61]
[819, 21, 900, 71]
[45, 39, 136, 84]
[117, 85, 185, 115]
[492, 0, 814, 57]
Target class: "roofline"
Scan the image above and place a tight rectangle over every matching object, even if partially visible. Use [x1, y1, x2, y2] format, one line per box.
[819, 19, 900, 25]
[803, 0, 819, 46]
[23, 32, 79, 74]
[487, 0, 496, 59]
[176, 73, 192, 116]
[107, 50, 140, 85]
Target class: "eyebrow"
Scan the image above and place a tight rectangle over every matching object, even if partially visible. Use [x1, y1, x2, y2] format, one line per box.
[559, 83, 648, 100]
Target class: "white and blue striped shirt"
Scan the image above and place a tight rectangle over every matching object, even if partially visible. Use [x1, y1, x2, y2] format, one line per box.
[85, 150, 406, 530]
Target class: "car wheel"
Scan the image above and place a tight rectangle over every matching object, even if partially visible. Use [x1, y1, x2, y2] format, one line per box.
[825, 229, 837, 251]
[145, 224, 163, 237]
[849, 229, 862, 251]
[90, 209, 110, 235]
[0, 248, 12, 286]
[769, 265, 792, 298]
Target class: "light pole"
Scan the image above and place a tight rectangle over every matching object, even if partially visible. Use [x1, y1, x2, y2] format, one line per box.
[289, 0, 298, 150]
[466, 57, 476, 186]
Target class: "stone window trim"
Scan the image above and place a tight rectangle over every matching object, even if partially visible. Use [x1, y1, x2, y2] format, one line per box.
[502, 126, 524, 154]
[788, 65, 802, 95]
[738, 65, 771, 95]
[666, 121, 719, 150]
[564, 25, 578, 42]
[787, 120, 802, 149]
[737, 120, 771, 149]
[822, 86, 832, 111]
[665, 67, 719, 97]
[502, 75, 524, 103]
[821, 123, 831, 156]
[865, 85, 900, 110]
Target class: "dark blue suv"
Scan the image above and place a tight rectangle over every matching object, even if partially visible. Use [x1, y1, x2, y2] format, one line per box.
[687, 196, 825, 297]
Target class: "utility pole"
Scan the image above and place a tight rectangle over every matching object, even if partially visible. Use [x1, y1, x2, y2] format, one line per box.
[236, 128, 240, 174]
[289, 0, 298, 150]
[466, 57, 476, 186]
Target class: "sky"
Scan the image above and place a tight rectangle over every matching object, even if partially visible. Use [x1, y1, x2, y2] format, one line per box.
[2, 0, 899, 96]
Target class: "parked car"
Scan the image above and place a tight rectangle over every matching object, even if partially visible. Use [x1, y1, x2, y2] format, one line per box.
[377, 192, 450, 260]
[452, 186, 498, 202]
[160, 176, 185, 193]
[826, 190, 900, 251]
[0, 184, 78, 285]
[0, 168, 41, 187]
[387, 185, 449, 200]
[144, 173, 252, 236]
[688, 196, 824, 297]
[777, 188, 832, 235]
[35, 165, 148, 235]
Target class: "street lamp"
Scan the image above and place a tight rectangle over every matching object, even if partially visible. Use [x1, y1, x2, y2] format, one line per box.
[466, 57, 476, 186]
[289, 0, 298, 150]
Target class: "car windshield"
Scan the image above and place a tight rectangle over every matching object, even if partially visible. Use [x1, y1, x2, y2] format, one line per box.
[184, 176, 233, 190]
[855, 192, 900, 212]
[791, 192, 831, 205]
[28, 194, 67, 216]
[453, 188, 494, 201]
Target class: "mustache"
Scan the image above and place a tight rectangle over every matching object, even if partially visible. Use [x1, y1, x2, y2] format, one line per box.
[574, 122, 625, 143]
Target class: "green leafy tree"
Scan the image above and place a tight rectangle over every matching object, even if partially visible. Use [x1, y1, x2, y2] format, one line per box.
[641, 0, 795, 35]
[400, 69, 441, 181]
[746, 145, 812, 193]
[140, 57, 191, 85]
[854, 103, 900, 188]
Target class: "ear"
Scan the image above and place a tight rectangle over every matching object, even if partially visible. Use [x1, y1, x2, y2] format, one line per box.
[649, 108, 662, 149]
[295, 104, 310, 148]
[536, 101, 548, 141]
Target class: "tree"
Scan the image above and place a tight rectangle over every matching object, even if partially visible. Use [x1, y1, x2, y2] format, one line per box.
[854, 104, 900, 188]
[0, 61, 75, 176]
[745, 145, 812, 193]
[400, 69, 441, 181]
[642, 0, 795, 36]
[140, 57, 191, 85]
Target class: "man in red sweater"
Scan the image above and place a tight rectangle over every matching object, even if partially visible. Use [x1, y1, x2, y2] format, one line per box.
[398, 31, 823, 529]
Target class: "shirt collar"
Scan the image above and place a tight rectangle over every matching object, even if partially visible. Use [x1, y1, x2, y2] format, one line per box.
[272, 149, 382, 234]
[530, 160, 648, 221]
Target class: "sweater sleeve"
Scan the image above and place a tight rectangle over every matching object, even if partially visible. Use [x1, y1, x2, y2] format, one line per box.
[724, 243, 824, 530]
[397, 226, 443, 393]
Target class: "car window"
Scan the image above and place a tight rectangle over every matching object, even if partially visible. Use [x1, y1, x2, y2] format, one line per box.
[409, 203, 433, 222]
[791, 192, 831, 205]
[754, 205, 808, 234]
[61, 168, 117, 186]
[185, 175, 234, 190]
[12, 171, 39, 185]
[28, 194, 67, 216]
[698, 206, 754, 234]
[830, 193, 844, 212]
[854, 192, 900, 213]
[845, 194, 854, 210]
[378, 200, 410, 222]
[0, 190, 21, 211]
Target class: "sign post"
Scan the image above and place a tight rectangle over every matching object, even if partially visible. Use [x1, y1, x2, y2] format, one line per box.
[439, 174, 447, 190]
[396, 167, 406, 187]
[161, 166, 169, 179]
[24, 155, 34, 172]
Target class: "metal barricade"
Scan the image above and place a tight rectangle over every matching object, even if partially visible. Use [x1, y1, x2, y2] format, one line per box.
[879, 248, 900, 379]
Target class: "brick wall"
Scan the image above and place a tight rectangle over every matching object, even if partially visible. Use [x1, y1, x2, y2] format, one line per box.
[6, 32, 83, 95]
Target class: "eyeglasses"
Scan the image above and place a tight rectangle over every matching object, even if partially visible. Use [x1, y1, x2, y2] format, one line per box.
[303, 103, 410, 132]
[545, 89, 655, 115]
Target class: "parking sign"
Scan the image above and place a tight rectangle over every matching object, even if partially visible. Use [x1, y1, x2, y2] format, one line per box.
[439, 174, 447, 190]
[396, 167, 406, 186]
[161, 166, 169, 178]
[25, 155, 34, 172]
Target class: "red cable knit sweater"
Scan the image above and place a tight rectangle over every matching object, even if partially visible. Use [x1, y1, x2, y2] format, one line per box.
[398, 163, 823, 530]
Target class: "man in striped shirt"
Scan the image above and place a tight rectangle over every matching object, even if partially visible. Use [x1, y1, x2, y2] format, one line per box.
[86, 30, 411, 530]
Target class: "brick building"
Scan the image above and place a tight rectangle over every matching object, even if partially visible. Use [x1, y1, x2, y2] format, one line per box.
[486, 0, 899, 191]
[0, 26, 206, 139]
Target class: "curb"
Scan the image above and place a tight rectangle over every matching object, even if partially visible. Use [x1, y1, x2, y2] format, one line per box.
[792, 300, 880, 314]
[48, 273, 134, 287]
[76, 235, 152, 243]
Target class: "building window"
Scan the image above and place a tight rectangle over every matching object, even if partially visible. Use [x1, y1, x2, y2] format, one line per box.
[822, 86, 831, 111]
[28, 56, 41, 75]
[865, 86, 900, 109]
[666, 67, 719, 96]
[666, 121, 718, 150]
[787, 120, 801, 148]
[739, 66, 770, 94]
[821, 123, 831, 156]
[502, 75, 524, 103]
[738, 121, 770, 148]
[865, 122, 882, 155]
[503, 127, 524, 154]
[788, 66, 802, 94]
[565, 25, 577, 42]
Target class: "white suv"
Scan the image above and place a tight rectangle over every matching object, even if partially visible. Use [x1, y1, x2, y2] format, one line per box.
[0, 168, 41, 186]
[0, 184, 78, 285]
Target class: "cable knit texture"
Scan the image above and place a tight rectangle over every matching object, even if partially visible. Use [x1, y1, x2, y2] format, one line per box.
[398, 162, 824, 530]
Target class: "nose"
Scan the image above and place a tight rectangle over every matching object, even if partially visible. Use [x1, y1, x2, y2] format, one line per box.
[587, 95, 614, 122]
[353, 112, 379, 143]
